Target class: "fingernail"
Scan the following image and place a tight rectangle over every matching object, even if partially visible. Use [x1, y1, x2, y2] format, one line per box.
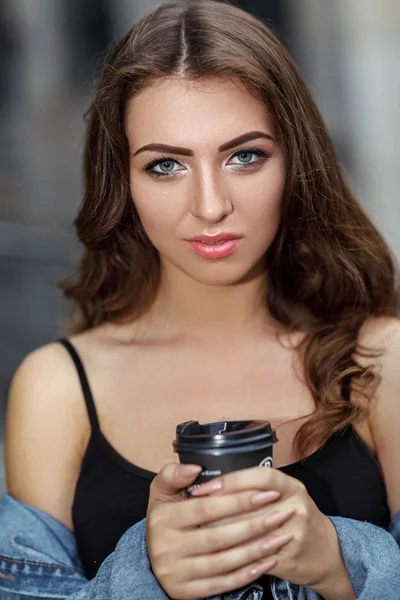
[249, 559, 276, 576]
[265, 508, 295, 526]
[191, 479, 222, 495]
[261, 533, 294, 551]
[176, 464, 202, 477]
[252, 490, 280, 505]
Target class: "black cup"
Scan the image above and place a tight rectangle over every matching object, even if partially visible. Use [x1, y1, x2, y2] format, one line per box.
[173, 420, 278, 496]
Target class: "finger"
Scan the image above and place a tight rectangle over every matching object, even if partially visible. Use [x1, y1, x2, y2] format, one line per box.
[201, 490, 284, 528]
[185, 508, 295, 555]
[178, 557, 277, 598]
[175, 489, 281, 529]
[185, 530, 293, 579]
[150, 463, 202, 499]
[210, 495, 298, 528]
[191, 466, 300, 498]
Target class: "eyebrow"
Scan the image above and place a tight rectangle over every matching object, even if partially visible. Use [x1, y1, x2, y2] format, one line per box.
[132, 130, 275, 157]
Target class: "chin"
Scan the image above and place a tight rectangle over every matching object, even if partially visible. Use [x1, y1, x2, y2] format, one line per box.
[160, 248, 267, 287]
[185, 262, 265, 287]
[196, 274, 246, 287]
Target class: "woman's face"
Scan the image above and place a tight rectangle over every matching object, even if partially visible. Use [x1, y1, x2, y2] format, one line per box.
[126, 77, 286, 287]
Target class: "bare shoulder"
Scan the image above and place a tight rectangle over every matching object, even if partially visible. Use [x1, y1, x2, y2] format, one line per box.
[358, 316, 400, 356]
[5, 340, 91, 528]
[356, 315, 400, 407]
[356, 316, 400, 386]
[9, 340, 85, 406]
[358, 316, 400, 517]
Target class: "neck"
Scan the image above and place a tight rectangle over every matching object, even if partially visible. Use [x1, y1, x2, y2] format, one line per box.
[147, 263, 279, 342]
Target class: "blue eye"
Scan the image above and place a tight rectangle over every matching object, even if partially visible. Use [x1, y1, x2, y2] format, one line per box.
[235, 151, 255, 164]
[144, 157, 180, 177]
[228, 148, 270, 168]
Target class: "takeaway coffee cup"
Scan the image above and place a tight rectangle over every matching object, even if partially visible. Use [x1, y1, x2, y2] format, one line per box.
[173, 420, 278, 496]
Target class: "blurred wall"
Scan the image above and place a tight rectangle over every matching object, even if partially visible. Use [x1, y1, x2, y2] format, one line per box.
[290, 0, 400, 258]
[0, 0, 399, 496]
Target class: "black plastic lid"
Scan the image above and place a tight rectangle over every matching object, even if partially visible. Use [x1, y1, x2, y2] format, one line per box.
[173, 420, 277, 451]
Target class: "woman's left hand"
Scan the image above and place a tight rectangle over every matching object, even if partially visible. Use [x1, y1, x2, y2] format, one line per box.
[192, 467, 355, 598]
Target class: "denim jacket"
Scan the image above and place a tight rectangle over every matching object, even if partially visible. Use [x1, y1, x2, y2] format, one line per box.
[1, 492, 400, 599]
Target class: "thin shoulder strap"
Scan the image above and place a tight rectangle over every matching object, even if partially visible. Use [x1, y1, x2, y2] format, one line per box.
[58, 338, 100, 432]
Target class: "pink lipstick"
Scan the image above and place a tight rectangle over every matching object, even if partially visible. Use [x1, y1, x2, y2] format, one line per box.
[186, 233, 243, 259]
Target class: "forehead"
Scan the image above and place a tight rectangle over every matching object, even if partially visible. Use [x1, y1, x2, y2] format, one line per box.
[125, 77, 274, 148]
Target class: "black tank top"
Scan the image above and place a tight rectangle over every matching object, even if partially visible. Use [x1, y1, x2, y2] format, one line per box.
[60, 338, 390, 595]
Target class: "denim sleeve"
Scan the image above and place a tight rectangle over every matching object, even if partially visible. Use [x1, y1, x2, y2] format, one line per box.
[57, 519, 172, 600]
[0, 492, 170, 600]
[328, 512, 400, 599]
[0, 521, 167, 600]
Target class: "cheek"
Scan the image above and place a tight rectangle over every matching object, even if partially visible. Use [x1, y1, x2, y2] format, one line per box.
[236, 170, 285, 226]
[131, 184, 183, 235]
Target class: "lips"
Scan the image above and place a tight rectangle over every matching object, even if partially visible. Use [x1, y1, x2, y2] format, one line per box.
[187, 233, 241, 243]
[185, 233, 243, 259]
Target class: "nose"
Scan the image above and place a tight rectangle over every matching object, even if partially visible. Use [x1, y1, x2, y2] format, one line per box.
[190, 168, 233, 223]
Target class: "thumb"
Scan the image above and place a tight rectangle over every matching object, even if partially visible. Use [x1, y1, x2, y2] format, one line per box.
[149, 463, 202, 502]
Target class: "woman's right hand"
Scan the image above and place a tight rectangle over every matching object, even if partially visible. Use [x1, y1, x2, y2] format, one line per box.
[146, 464, 295, 599]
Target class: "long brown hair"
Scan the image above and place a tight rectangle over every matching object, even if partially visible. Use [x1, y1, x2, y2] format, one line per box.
[61, 0, 399, 458]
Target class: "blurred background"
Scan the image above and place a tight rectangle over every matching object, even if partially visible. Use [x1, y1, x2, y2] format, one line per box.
[0, 0, 399, 496]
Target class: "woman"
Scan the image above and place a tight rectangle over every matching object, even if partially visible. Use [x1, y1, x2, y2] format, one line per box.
[2, 1, 400, 599]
